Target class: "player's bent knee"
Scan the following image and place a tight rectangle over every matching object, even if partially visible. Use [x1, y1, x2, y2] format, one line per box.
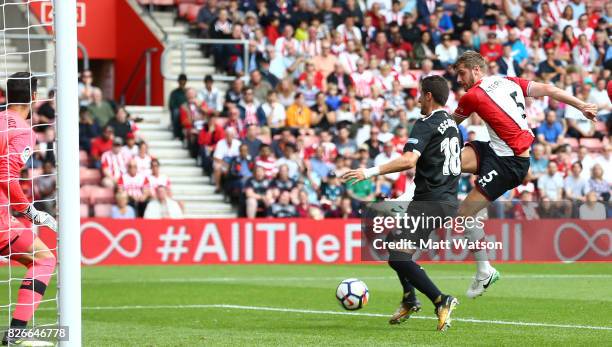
[460, 146, 478, 174]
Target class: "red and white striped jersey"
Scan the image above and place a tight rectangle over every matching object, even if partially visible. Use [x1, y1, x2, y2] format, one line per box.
[454, 76, 535, 156]
[101, 150, 127, 180]
[148, 173, 171, 197]
[351, 70, 374, 98]
[134, 154, 152, 176]
[255, 156, 278, 179]
[338, 51, 359, 74]
[118, 172, 149, 200]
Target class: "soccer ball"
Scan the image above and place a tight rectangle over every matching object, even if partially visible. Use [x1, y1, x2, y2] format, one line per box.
[336, 278, 369, 310]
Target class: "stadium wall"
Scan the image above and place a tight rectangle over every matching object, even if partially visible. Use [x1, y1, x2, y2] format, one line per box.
[32, 219, 612, 265]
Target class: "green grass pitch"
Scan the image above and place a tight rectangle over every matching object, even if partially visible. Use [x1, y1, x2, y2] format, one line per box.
[2, 263, 611, 346]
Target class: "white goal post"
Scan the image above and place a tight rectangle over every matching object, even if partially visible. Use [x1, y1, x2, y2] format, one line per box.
[54, 0, 81, 346]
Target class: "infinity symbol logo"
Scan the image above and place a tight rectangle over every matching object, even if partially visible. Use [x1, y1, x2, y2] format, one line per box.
[80, 221, 142, 265]
[554, 222, 611, 262]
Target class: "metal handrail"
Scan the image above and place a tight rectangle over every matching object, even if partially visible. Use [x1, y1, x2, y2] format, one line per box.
[139, 3, 168, 42]
[2, 33, 90, 70]
[119, 47, 158, 106]
[161, 38, 249, 82]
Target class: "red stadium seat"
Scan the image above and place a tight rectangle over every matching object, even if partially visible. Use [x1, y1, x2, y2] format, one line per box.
[89, 186, 115, 205]
[80, 203, 90, 218]
[79, 150, 89, 167]
[580, 138, 604, 152]
[93, 204, 113, 218]
[215, 118, 228, 128]
[595, 121, 608, 135]
[80, 167, 102, 186]
[186, 5, 202, 22]
[80, 185, 94, 204]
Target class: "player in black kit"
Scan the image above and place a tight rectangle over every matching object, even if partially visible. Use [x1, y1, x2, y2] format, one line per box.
[342, 75, 460, 331]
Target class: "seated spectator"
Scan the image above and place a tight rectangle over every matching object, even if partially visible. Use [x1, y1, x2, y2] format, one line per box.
[36, 89, 56, 132]
[480, 32, 503, 63]
[295, 190, 313, 217]
[307, 145, 333, 181]
[375, 142, 401, 182]
[87, 87, 115, 128]
[579, 191, 607, 220]
[565, 91, 602, 140]
[588, 164, 610, 201]
[213, 127, 241, 193]
[198, 75, 223, 114]
[134, 142, 153, 176]
[326, 63, 352, 96]
[270, 164, 297, 201]
[198, 114, 225, 175]
[270, 190, 298, 217]
[588, 78, 612, 121]
[512, 191, 539, 220]
[413, 31, 438, 67]
[37, 127, 56, 165]
[335, 127, 358, 158]
[320, 172, 344, 208]
[312, 40, 338, 78]
[572, 34, 597, 72]
[564, 162, 589, 203]
[537, 196, 570, 219]
[111, 191, 136, 219]
[435, 34, 458, 68]
[117, 159, 151, 217]
[497, 44, 522, 77]
[180, 88, 210, 157]
[244, 166, 272, 218]
[538, 161, 564, 200]
[226, 144, 254, 202]
[91, 126, 114, 168]
[169, 74, 188, 140]
[78, 69, 94, 106]
[239, 87, 263, 126]
[33, 161, 56, 215]
[249, 70, 273, 105]
[537, 48, 565, 83]
[286, 93, 316, 130]
[144, 186, 183, 219]
[148, 159, 172, 198]
[258, 92, 286, 135]
[106, 106, 132, 142]
[255, 144, 278, 179]
[276, 142, 300, 180]
[530, 144, 548, 181]
[121, 132, 138, 161]
[78, 107, 100, 154]
[537, 111, 565, 151]
[100, 137, 127, 188]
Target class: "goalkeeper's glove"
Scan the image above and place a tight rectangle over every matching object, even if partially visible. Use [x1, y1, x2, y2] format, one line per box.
[23, 205, 57, 232]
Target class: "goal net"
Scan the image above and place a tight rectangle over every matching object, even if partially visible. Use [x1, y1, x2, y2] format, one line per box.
[0, 0, 80, 345]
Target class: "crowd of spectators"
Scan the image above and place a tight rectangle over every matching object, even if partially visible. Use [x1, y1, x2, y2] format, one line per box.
[163, 0, 612, 219]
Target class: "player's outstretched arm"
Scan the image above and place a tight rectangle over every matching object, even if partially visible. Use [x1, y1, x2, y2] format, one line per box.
[529, 82, 598, 121]
[341, 151, 420, 184]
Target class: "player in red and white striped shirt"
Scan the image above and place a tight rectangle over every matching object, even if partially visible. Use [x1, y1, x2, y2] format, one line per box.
[118, 160, 151, 216]
[452, 51, 597, 298]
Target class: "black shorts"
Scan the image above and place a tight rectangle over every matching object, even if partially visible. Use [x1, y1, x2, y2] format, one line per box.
[384, 200, 458, 245]
[466, 141, 530, 201]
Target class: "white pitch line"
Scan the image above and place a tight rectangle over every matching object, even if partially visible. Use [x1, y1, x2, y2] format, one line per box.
[70, 304, 612, 331]
[83, 274, 612, 284]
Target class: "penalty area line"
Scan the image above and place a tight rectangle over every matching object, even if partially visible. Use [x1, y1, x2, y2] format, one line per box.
[71, 304, 612, 331]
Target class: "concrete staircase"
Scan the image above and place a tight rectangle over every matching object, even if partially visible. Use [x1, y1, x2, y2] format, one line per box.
[124, 10, 236, 218]
[125, 106, 236, 218]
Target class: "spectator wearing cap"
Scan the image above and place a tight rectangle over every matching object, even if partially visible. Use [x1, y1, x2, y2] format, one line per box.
[286, 93, 316, 129]
[572, 34, 597, 72]
[320, 172, 345, 210]
[435, 34, 458, 68]
[144, 186, 183, 219]
[198, 75, 223, 114]
[480, 32, 503, 62]
[91, 125, 115, 168]
[497, 44, 522, 77]
[79, 107, 100, 154]
[169, 74, 187, 139]
[100, 135, 125, 184]
[335, 96, 356, 126]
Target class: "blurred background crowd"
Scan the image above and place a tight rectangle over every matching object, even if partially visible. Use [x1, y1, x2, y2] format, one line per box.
[14, 0, 611, 220]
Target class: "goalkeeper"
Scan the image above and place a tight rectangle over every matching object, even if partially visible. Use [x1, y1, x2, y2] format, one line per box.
[0, 72, 57, 346]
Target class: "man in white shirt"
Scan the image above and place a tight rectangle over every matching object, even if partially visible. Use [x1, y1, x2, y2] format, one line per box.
[213, 127, 241, 193]
[579, 191, 606, 220]
[564, 161, 589, 202]
[374, 141, 401, 182]
[434, 34, 458, 68]
[198, 75, 223, 113]
[144, 186, 184, 219]
[588, 79, 612, 119]
[538, 161, 564, 200]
